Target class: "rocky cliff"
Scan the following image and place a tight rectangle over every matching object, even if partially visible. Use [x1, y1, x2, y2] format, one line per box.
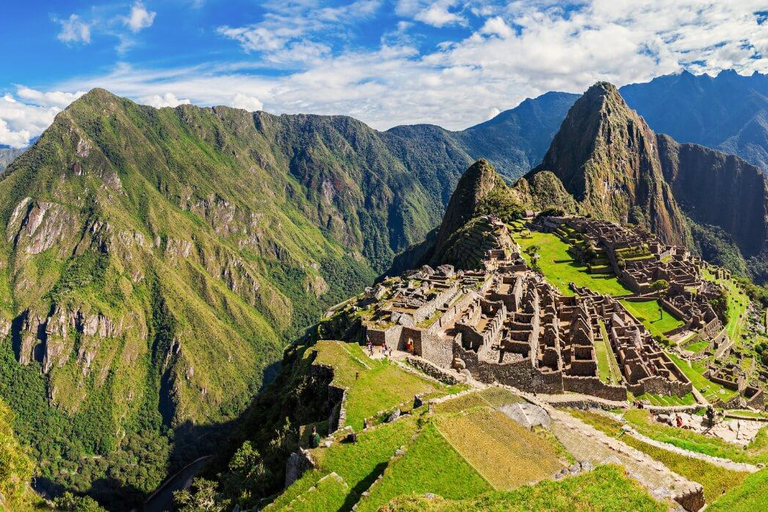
[525, 82, 690, 246]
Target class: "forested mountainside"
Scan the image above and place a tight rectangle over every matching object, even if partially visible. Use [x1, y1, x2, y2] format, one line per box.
[0, 88, 483, 508]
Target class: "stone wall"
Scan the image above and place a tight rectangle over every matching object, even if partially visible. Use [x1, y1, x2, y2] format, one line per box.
[405, 355, 459, 384]
[628, 375, 692, 397]
[455, 341, 564, 393]
[412, 284, 459, 324]
[366, 324, 403, 348]
[562, 376, 628, 402]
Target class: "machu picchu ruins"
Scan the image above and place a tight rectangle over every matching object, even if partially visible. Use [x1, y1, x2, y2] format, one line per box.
[327, 213, 767, 410]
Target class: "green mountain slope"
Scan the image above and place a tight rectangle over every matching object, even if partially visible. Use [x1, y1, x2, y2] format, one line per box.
[0, 89, 473, 508]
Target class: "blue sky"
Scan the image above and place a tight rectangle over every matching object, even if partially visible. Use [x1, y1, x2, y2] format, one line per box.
[1, 0, 767, 147]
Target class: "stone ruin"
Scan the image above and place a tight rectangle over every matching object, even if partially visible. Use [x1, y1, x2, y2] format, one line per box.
[363, 238, 692, 402]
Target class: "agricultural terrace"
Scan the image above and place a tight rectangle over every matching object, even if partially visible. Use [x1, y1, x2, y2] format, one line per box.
[355, 423, 493, 512]
[620, 299, 684, 340]
[265, 417, 420, 511]
[569, 410, 750, 504]
[311, 341, 457, 430]
[631, 391, 697, 407]
[435, 407, 564, 489]
[702, 268, 749, 343]
[514, 231, 631, 296]
[596, 321, 622, 385]
[385, 465, 665, 512]
[666, 352, 738, 403]
[619, 409, 768, 465]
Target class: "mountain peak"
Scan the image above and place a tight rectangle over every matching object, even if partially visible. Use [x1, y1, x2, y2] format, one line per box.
[529, 82, 689, 245]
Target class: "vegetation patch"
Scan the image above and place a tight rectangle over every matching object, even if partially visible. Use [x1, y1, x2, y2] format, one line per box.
[569, 410, 748, 502]
[435, 407, 564, 490]
[666, 352, 738, 403]
[619, 300, 684, 339]
[312, 341, 446, 430]
[383, 464, 664, 512]
[515, 231, 631, 296]
[356, 423, 492, 512]
[709, 469, 768, 511]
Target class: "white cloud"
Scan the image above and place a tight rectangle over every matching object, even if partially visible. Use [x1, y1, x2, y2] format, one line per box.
[218, 0, 381, 64]
[414, 1, 466, 27]
[16, 87, 85, 109]
[125, 2, 156, 33]
[0, 89, 80, 148]
[140, 93, 191, 108]
[12, 0, 768, 145]
[231, 93, 264, 112]
[56, 14, 91, 45]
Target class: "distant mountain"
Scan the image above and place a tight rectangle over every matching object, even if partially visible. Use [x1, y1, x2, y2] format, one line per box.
[0, 147, 25, 173]
[454, 91, 579, 179]
[521, 82, 768, 280]
[621, 70, 768, 174]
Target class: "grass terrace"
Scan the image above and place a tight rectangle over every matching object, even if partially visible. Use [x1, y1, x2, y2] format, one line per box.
[384, 464, 665, 512]
[311, 341, 457, 430]
[619, 300, 684, 340]
[632, 392, 697, 406]
[709, 469, 768, 511]
[621, 409, 768, 465]
[596, 321, 622, 385]
[684, 340, 710, 354]
[702, 269, 750, 343]
[356, 423, 493, 512]
[666, 352, 738, 403]
[515, 231, 631, 296]
[267, 417, 421, 511]
[435, 407, 565, 490]
[569, 410, 749, 503]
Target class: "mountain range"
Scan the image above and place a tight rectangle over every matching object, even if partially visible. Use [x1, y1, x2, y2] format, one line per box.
[2, 72, 768, 509]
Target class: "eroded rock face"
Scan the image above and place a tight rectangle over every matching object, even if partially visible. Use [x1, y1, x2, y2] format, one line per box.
[7, 199, 78, 255]
[15, 304, 138, 375]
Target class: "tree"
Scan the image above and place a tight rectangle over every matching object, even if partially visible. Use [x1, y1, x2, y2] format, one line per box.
[54, 493, 106, 512]
[174, 478, 228, 512]
[650, 279, 670, 296]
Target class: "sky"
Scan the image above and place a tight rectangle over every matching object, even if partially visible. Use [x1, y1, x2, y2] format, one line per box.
[0, 1, 767, 148]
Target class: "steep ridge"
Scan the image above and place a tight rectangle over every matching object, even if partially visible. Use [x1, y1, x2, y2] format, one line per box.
[455, 91, 579, 179]
[388, 159, 522, 273]
[525, 82, 690, 247]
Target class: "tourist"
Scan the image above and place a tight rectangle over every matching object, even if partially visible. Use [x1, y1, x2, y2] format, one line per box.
[310, 426, 321, 448]
[382, 341, 389, 357]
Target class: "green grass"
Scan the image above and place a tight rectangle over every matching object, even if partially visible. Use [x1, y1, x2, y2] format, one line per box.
[267, 417, 420, 511]
[356, 423, 492, 512]
[702, 269, 750, 343]
[621, 409, 768, 465]
[476, 387, 526, 407]
[384, 464, 665, 512]
[666, 352, 738, 403]
[569, 410, 749, 502]
[515, 231, 631, 296]
[619, 300, 683, 339]
[283, 473, 350, 512]
[435, 408, 564, 490]
[709, 469, 768, 511]
[596, 321, 622, 385]
[632, 392, 697, 406]
[684, 340, 710, 354]
[312, 341, 446, 430]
